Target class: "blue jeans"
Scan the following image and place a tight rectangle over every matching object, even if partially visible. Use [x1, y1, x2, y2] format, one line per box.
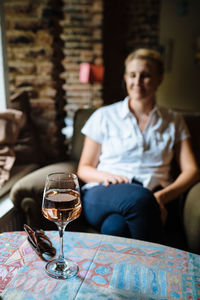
[82, 183, 163, 243]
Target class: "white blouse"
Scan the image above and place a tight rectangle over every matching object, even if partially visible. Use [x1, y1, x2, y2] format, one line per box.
[81, 97, 190, 190]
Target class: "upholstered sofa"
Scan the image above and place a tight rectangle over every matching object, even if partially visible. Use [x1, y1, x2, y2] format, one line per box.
[10, 108, 200, 254]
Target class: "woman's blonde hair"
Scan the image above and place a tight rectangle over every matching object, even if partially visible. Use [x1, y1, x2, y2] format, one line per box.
[125, 48, 164, 76]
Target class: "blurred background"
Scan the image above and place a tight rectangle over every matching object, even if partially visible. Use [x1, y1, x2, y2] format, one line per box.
[1, 0, 200, 162]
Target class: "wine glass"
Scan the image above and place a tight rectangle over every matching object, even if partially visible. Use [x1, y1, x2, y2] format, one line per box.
[42, 172, 82, 279]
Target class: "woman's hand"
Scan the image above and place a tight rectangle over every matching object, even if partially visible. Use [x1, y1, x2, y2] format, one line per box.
[103, 175, 129, 186]
[154, 190, 168, 225]
[159, 202, 168, 225]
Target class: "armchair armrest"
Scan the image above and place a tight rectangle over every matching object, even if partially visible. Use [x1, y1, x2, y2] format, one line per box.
[183, 182, 200, 254]
[10, 161, 77, 229]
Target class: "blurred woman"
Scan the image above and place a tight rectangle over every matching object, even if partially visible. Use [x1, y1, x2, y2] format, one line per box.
[77, 48, 199, 242]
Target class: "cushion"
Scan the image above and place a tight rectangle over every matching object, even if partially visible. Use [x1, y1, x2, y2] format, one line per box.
[0, 163, 38, 198]
[10, 91, 45, 164]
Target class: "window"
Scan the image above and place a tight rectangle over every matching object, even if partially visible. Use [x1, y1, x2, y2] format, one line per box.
[0, 0, 10, 110]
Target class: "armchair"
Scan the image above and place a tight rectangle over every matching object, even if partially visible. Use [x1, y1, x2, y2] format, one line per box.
[10, 108, 200, 254]
[10, 109, 96, 232]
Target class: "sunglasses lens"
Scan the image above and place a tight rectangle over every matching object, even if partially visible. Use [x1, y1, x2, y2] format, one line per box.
[38, 240, 56, 256]
[41, 250, 56, 261]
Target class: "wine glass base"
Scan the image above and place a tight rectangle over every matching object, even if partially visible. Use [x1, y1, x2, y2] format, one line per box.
[45, 258, 79, 279]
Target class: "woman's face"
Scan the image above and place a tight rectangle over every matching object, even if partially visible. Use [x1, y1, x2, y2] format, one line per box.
[124, 58, 162, 101]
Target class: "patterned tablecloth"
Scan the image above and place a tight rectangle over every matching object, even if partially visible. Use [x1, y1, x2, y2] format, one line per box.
[0, 231, 199, 300]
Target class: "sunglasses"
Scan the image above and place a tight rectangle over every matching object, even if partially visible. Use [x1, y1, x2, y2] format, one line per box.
[24, 224, 56, 261]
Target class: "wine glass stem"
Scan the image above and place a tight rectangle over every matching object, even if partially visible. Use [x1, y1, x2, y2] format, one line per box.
[58, 224, 67, 261]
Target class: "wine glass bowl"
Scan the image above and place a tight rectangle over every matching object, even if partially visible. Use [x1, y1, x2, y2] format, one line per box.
[42, 172, 81, 279]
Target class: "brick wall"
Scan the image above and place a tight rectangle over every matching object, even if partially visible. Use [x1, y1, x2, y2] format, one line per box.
[60, 0, 104, 118]
[4, 0, 66, 161]
[4, 0, 160, 161]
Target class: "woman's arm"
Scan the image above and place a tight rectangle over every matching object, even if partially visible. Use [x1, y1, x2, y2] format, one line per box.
[154, 138, 200, 206]
[77, 136, 129, 186]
